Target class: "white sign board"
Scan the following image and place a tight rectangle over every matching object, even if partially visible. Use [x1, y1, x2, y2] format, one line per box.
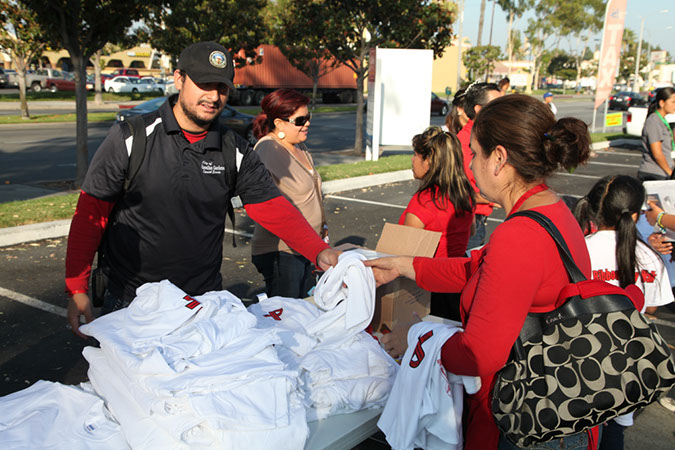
[366, 48, 433, 161]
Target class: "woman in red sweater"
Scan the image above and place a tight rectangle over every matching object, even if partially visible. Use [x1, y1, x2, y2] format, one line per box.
[366, 95, 594, 449]
[399, 126, 475, 320]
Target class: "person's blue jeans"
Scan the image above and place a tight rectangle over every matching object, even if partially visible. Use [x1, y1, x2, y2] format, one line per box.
[252, 251, 316, 299]
[498, 431, 590, 450]
[467, 214, 488, 251]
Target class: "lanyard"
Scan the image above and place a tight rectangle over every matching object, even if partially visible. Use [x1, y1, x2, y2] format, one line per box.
[656, 111, 675, 153]
[509, 183, 548, 215]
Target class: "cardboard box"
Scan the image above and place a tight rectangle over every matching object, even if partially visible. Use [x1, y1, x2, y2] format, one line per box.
[336, 223, 441, 333]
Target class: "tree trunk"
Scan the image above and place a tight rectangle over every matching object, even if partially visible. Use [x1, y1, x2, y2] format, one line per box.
[94, 51, 103, 106]
[72, 53, 89, 188]
[477, 0, 486, 46]
[353, 69, 366, 156]
[311, 78, 318, 110]
[18, 71, 30, 119]
[506, 14, 515, 77]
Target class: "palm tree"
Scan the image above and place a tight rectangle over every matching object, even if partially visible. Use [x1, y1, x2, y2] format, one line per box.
[477, 0, 486, 46]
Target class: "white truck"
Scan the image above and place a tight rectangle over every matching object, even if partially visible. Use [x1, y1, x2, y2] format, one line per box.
[625, 106, 675, 137]
[13, 68, 69, 92]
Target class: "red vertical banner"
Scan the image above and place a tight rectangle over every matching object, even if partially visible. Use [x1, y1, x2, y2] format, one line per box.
[594, 0, 628, 109]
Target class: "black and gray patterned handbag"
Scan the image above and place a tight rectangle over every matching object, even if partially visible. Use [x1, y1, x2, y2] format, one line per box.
[492, 210, 675, 447]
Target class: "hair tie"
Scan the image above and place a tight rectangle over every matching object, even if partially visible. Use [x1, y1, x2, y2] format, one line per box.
[544, 132, 555, 141]
[620, 208, 630, 215]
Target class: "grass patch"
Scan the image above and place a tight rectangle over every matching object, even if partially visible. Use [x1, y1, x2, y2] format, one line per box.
[317, 154, 410, 181]
[0, 91, 164, 102]
[0, 154, 412, 228]
[0, 193, 79, 228]
[236, 104, 357, 116]
[590, 132, 636, 143]
[0, 112, 117, 124]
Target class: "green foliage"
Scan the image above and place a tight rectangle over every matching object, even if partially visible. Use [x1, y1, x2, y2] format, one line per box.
[0, 0, 50, 118]
[309, 0, 457, 155]
[269, 0, 338, 105]
[618, 28, 651, 83]
[546, 52, 576, 80]
[140, 0, 269, 67]
[21, 0, 164, 186]
[462, 45, 501, 81]
[0, 1, 46, 67]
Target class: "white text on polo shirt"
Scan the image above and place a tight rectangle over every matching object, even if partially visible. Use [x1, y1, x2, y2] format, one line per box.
[201, 160, 225, 175]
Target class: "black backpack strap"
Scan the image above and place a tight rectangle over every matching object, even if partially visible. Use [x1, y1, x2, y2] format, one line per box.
[221, 128, 241, 247]
[123, 115, 148, 193]
[507, 210, 587, 283]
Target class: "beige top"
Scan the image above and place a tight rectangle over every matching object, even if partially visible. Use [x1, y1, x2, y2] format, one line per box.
[251, 136, 325, 256]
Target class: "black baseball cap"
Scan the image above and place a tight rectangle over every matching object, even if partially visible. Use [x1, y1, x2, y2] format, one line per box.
[177, 42, 235, 89]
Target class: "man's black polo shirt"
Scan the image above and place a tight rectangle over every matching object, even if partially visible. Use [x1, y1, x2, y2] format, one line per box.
[82, 96, 280, 299]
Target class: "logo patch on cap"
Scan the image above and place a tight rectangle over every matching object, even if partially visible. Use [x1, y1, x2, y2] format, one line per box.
[209, 51, 227, 69]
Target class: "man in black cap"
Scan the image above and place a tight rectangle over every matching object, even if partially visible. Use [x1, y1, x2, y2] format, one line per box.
[64, 42, 340, 337]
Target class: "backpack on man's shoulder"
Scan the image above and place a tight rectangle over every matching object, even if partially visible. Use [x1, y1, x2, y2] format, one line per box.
[120, 114, 240, 246]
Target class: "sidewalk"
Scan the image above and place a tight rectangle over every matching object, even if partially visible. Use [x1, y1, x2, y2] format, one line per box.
[0, 99, 145, 112]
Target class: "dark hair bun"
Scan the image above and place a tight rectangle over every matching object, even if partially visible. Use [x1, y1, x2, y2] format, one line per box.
[544, 118, 591, 173]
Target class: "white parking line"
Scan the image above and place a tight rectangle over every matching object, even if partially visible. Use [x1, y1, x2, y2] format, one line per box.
[0, 286, 67, 317]
[556, 172, 605, 180]
[587, 161, 638, 169]
[325, 195, 406, 209]
[225, 228, 253, 238]
[595, 150, 640, 158]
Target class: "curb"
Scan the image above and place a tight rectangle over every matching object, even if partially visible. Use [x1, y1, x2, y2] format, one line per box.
[0, 170, 414, 247]
[591, 138, 641, 151]
[0, 219, 71, 247]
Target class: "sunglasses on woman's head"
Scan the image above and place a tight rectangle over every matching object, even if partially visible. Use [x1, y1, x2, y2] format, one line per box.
[281, 112, 312, 127]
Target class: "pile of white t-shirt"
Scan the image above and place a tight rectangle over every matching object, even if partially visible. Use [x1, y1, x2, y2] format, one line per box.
[80, 280, 307, 450]
[0, 380, 128, 449]
[1, 254, 397, 449]
[249, 251, 398, 421]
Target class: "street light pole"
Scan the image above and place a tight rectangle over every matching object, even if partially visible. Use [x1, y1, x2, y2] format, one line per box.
[633, 10, 669, 93]
[633, 17, 644, 92]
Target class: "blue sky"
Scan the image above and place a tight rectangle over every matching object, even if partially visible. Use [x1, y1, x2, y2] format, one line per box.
[458, 0, 674, 57]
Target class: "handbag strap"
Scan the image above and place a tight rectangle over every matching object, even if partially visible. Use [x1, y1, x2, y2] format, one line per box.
[507, 210, 587, 284]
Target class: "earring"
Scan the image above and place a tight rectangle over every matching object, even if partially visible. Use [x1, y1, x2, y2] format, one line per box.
[277, 131, 285, 139]
[494, 166, 500, 175]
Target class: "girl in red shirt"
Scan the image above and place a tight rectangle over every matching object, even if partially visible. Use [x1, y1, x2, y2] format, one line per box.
[366, 95, 595, 449]
[399, 126, 475, 320]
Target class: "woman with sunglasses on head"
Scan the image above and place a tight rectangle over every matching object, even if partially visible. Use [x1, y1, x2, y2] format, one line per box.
[251, 89, 327, 298]
[400, 126, 475, 321]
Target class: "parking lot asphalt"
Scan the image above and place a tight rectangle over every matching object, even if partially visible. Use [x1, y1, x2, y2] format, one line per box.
[1, 143, 675, 448]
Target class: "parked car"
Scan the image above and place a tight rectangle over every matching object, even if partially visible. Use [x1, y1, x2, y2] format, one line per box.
[625, 105, 675, 136]
[431, 93, 449, 116]
[86, 74, 113, 91]
[104, 76, 155, 94]
[138, 77, 165, 94]
[116, 97, 257, 145]
[45, 72, 76, 92]
[4, 69, 18, 87]
[165, 80, 177, 96]
[608, 91, 646, 110]
[109, 68, 141, 78]
[0, 68, 9, 88]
